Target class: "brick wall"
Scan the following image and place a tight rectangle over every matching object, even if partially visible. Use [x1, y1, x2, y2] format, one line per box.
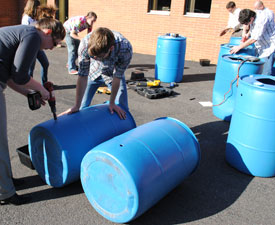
[0, 0, 55, 27]
[67, 0, 275, 64]
[0, 0, 20, 27]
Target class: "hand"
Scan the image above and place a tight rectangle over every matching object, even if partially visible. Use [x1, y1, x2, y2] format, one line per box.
[58, 106, 79, 117]
[219, 29, 227, 36]
[40, 99, 46, 106]
[109, 103, 126, 120]
[40, 88, 50, 101]
[230, 45, 241, 54]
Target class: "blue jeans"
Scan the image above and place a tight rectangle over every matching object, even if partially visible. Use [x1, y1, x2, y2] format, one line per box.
[29, 50, 49, 84]
[65, 33, 80, 71]
[261, 52, 275, 76]
[80, 76, 128, 111]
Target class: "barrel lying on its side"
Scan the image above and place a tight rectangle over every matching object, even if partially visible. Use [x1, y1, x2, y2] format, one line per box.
[29, 104, 136, 187]
[81, 117, 200, 223]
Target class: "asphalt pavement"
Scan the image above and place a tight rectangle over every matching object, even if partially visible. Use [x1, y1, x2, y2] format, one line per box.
[1, 46, 275, 225]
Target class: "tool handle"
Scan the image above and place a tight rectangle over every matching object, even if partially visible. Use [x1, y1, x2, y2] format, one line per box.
[43, 81, 55, 101]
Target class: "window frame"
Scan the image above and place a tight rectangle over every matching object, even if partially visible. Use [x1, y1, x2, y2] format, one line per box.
[147, 0, 172, 15]
[184, 0, 212, 18]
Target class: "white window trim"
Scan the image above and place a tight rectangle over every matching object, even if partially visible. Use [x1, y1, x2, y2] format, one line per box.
[147, 10, 170, 16]
[184, 12, 210, 18]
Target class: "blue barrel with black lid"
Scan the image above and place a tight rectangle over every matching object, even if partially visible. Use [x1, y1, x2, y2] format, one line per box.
[155, 33, 186, 83]
[226, 75, 275, 177]
[212, 55, 264, 121]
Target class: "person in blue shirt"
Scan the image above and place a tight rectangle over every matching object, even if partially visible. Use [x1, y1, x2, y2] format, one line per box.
[60, 27, 132, 119]
[0, 18, 65, 206]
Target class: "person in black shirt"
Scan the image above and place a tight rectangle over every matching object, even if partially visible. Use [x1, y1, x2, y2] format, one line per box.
[0, 18, 65, 206]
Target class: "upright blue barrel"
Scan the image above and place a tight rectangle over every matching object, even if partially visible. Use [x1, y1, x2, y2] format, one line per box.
[212, 55, 264, 121]
[28, 104, 136, 187]
[217, 43, 256, 66]
[155, 34, 186, 83]
[229, 36, 242, 45]
[81, 117, 200, 223]
[226, 75, 275, 177]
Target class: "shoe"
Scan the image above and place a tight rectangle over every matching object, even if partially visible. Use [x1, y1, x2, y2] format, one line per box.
[12, 178, 25, 187]
[69, 70, 78, 75]
[0, 193, 31, 206]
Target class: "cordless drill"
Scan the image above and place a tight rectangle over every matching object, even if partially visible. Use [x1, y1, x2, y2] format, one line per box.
[43, 81, 57, 120]
[27, 81, 57, 120]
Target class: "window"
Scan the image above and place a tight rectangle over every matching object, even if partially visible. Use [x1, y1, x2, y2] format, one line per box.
[148, 0, 171, 13]
[185, 0, 212, 15]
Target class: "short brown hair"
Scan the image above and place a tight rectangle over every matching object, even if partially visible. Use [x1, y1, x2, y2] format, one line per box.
[86, 11, 97, 20]
[88, 27, 115, 57]
[238, 9, 256, 25]
[36, 17, 65, 40]
[226, 1, 236, 9]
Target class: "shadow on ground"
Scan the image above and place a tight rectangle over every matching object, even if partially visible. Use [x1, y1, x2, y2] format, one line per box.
[128, 64, 155, 71]
[18, 176, 83, 204]
[182, 73, 216, 83]
[129, 120, 253, 225]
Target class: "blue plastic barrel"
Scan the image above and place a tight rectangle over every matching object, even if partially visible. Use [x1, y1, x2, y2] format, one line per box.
[81, 117, 200, 223]
[229, 36, 242, 45]
[273, 55, 275, 75]
[217, 44, 256, 66]
[28, 104, 136, 187]
[226, 75, 275, 177]
[155, 34, 186, 83]
[212, 55, 264, 121]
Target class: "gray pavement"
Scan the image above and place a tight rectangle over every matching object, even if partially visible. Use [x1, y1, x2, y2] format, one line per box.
[1, 46, 275, 225]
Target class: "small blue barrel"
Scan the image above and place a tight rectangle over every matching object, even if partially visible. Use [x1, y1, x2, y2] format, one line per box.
[226, 75, 275, 177]
[28, 104, 136, 187]
[217, 43, 256, 65]
[212, 55, 264, 121]
[155, 33, 186, 83]
[81, 117, 200, 223]
[229, 36, 242, 45]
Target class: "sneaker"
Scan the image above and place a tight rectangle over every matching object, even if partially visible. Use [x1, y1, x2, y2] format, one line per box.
[69, 70, 78, 75]
[0, 193, 31, 206]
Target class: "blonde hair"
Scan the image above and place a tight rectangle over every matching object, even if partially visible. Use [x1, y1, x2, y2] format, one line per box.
[22, 0, 41, 20]
[88, 27, 114, 57]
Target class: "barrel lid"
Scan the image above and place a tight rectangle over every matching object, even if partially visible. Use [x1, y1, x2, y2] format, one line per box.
[222, 54, 264, 65]
[221, 43, 255, 50]
[241, 74, 275, 90]
[158, 33, 186, 40]
[81, 150, 139, 223]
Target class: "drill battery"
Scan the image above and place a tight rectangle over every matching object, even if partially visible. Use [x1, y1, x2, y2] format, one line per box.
[27, 91, 41, 110]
